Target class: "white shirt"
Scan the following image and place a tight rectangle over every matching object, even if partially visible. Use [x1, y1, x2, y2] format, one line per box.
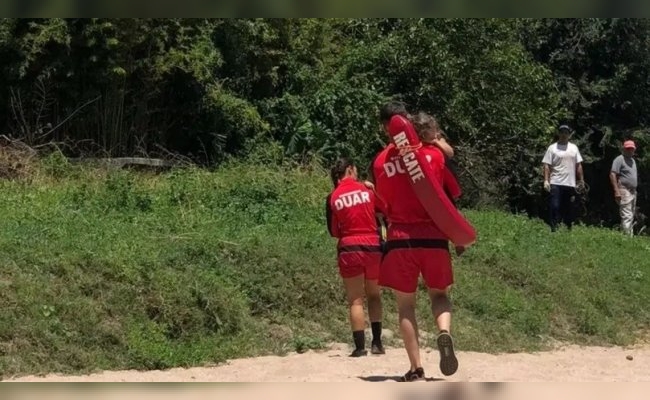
[542, 142, 583, 188]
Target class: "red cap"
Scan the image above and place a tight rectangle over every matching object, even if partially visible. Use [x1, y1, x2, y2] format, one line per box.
[623, 140, 636, 150]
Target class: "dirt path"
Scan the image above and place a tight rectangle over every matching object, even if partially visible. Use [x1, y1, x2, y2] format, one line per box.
[5, 343, 650, 382]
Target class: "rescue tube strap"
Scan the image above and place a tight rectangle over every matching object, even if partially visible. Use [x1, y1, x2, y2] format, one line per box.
[397, 143, 423, 157]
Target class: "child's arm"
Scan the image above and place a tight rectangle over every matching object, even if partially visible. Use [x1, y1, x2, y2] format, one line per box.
[433, 136, 454, 158]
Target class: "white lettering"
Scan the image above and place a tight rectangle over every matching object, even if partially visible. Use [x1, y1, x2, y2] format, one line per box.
[384, 160, 407, 177]
[342, 195, 353, 208]
[404, 152, 417, 169]
[394, 131, 425, 184]
[335, 190, 372, 210]
[384, 133, 430, 183]
[403, 153, 419, 174]
[394, 131, 407, 146]
[411, 170, 425, 182]
[384, 162, 396, 177]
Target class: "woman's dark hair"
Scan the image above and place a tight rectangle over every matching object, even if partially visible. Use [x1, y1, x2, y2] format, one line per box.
[330, 157, 354, 187]
[379, 101, 409, 124]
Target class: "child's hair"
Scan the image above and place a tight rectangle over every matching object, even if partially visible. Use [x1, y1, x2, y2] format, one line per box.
[409, 112, 441, 140]
[330, 157, 354, 187]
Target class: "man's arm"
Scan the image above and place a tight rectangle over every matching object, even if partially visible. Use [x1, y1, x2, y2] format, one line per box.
[576, 162, 584, 183]
[543, 163, 550, 182]
[575, 148, 584, 184]
[610, 158, 621, 202]
[542, 146, 552, 191]
[610, 171, 621, 200]
[542, 163, 551, 192]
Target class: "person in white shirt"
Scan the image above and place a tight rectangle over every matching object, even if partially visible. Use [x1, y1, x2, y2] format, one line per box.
[542, 125, 585, 232]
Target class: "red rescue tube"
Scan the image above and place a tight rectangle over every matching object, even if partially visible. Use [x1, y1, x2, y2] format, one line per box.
[387, 115, 477, 247]
[443, 167, 462, 200]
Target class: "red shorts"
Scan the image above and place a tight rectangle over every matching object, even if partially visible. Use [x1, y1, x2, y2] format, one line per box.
[379, 222, 453, 293]
[337, 235, 382, 280]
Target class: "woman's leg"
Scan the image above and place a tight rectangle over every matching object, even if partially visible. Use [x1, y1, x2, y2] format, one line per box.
[343, 275, 367, 356]
[365, 278, 384, 353]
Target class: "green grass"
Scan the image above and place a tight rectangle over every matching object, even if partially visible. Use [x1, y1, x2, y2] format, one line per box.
[0, 155, 648, 378]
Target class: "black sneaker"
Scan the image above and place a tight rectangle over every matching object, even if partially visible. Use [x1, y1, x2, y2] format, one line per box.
[401, 367, 425, 382]
[371, 342, 385, 355]
[349, 348, 368, 357]
[436, 331, 458, 376]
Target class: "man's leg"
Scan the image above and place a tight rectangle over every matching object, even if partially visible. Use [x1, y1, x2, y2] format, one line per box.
[632, 193, 637, 235]
[378, 247, 424, 381]
[557, 185, 569, 229]
[429, 287, 458, 376]
[421, 247, 458, 376]
[394, 290, 423, 374]
[549, 185, 561, 232]
[564, 186, 577, 230]
[618, 188, 634, 236]
[429, 287, 452, 333]
[342, 275, 368, 357]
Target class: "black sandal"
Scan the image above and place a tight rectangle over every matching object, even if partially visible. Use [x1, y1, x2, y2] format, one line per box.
[401, 367, 425, 382]
[371, 342, 385, 355]
[349, 348, 368, 357]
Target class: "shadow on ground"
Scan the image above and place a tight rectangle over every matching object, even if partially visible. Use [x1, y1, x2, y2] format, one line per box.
[357, 375, 444, 382]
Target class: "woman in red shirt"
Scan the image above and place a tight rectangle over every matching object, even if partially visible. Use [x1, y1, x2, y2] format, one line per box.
[326, 157, 386, 357]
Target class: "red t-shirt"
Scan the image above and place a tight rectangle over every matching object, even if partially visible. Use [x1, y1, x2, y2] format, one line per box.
[371, 143, 446, 225]
[326, 177, 384, 242]
[421, 143, 462, 201]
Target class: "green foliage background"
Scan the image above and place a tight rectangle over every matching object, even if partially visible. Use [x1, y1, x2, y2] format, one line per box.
[1, 18, 649, 225]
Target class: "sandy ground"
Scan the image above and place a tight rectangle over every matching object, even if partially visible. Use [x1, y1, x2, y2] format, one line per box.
[4, 342, 650, 382]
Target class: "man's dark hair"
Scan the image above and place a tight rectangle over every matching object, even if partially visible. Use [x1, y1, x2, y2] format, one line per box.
[379, 101, 408, 124]
[330, 157, 354, 187]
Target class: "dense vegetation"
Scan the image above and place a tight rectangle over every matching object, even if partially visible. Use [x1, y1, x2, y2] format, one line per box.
[0, 18, 648, 227]
[0, 158, 648, 378]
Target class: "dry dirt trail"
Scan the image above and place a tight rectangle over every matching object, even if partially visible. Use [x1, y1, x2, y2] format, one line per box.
[5, 342, 650, 382]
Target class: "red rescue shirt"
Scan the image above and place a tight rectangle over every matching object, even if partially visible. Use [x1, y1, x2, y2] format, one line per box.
[371, 143, 446, 225]
[326, 177, 384, 245]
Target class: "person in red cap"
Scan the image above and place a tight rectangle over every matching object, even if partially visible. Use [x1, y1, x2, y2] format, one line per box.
[368, 101, 459, 382]
[326, 157, 387, 357]
[610, 140, 638, 236]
